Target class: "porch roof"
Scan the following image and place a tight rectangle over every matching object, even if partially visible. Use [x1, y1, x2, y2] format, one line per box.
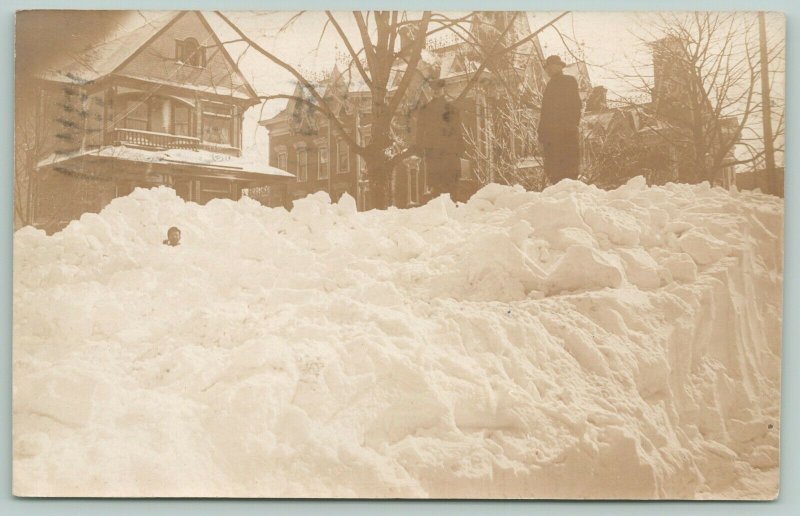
[37, 146, 294, 181]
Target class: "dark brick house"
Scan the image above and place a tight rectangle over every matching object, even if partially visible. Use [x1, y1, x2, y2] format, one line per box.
[259, 12, 557, 211]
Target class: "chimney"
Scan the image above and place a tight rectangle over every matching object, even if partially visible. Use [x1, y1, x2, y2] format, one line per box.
[650, 36, 690, 119]
[586, 86, 608, 113]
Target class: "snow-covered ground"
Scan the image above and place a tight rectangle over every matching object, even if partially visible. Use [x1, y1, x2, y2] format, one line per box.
[12, 178, 782, 499]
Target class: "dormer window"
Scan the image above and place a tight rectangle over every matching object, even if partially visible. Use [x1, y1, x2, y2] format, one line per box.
[176, 38, 205, 67]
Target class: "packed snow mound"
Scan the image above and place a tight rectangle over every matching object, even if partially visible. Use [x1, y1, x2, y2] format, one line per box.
[13, 177, 783, 498]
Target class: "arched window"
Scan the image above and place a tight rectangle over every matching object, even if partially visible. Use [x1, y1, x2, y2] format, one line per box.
[176, 37, 205, 67]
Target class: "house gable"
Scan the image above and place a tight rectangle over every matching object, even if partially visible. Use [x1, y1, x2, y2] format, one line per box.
[115, 11, 256, 102]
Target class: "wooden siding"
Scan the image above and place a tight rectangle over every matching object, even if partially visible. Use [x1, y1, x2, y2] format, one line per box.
[117, 12, 252, 100]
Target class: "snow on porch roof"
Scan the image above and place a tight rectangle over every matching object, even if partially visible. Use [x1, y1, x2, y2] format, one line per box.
[37, 146, 295, 180]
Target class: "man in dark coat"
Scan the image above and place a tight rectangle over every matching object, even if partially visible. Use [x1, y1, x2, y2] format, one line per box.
[538, 55, 583, 184]
[414, 79, 465, 198]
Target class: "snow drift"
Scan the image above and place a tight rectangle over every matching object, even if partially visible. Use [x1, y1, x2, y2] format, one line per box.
[13, 177, 783, 498]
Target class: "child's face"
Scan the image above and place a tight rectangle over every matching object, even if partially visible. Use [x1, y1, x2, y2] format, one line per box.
[168, 230, 181, 245]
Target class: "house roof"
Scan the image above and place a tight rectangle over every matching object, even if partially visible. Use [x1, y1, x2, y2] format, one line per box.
[582, 106, 680, 140]
[34, 11, 178, 84]
[259, 44, 463, 128]
[256, 14, 549, 129]
[30, 11, 258, 102]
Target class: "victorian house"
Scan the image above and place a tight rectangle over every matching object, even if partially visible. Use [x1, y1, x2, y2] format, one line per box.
[259, 12, 566, 211]
[22, 11, 293, 232]
[578, 36, 740, 190]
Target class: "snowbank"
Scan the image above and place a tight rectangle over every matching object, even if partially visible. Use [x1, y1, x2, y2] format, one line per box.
[13, 177, 783, 498]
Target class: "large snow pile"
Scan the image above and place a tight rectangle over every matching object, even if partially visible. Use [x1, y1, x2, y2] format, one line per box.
[13, 178, 782, 499]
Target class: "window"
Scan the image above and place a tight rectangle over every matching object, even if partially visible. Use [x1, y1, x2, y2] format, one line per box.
[422, 157, 430, 194]
[277, 152, 287, 171]
[337, 139, 349, 174]
[176, 38, 205, 67]
[173, 103, 191, 136]
[296, 148, 308, 182]
[407, 160, 421, 205]
[148, 98, 168, 133]
[202, 104, 233, 146]
[358, 134, 371, 179]
[318, 146, 329, 180]
[124, 99, 149, 131]
[476, 95, 491, 159]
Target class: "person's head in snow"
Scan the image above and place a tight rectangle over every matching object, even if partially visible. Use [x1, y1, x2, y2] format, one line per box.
[163, 227, 181, 247]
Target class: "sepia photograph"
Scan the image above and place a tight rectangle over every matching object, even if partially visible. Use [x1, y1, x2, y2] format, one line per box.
[12, 8, 784, 499]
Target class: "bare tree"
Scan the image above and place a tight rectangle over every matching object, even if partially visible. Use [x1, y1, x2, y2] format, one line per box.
[462, 81, 548, 191]
[14, 88, 39, 229]
[215, 10, 568, 209]
[580, 112, 679, 189]
[611, 12, 784, 185]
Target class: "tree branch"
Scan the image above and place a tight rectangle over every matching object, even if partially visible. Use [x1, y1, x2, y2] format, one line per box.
[214, 10, 359, 150]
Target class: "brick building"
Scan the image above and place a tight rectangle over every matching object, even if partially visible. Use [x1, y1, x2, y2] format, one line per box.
[649, 36, 740, 187]
[259, 12, 559, 210]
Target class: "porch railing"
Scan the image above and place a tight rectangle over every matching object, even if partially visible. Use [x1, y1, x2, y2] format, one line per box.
[106, 128, 200, 151]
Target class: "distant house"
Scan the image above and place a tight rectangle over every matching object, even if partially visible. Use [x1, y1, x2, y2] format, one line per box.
[576, 35, 743, 190]
[580, 94, 684, 188]
[649, 36, 740, 187]
[23, 11, 293, 232]
[259, 12, 552, 210]
[259, 66, 366, 209]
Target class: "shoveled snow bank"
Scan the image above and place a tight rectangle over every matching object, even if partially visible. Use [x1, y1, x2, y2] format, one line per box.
[13, 177, 782, 498]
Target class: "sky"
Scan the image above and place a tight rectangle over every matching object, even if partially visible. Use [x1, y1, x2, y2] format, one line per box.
[205, 10, 785, 169]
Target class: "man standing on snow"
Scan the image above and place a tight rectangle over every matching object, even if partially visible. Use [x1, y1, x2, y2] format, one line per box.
[538, 55, 583, 184]
[414, 78, 465, 199]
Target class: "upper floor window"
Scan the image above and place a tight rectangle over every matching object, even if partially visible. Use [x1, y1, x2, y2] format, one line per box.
[173, 103, 192, 136]
[124, 99, 149, 131]
[202, 103, 233, 146]
[116, 95, 196, 137]
[176, 38, 206, 67]
[277, 151, 288, 171]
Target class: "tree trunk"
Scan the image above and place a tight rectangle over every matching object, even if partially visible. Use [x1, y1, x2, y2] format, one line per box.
[364, 154, 393, 210]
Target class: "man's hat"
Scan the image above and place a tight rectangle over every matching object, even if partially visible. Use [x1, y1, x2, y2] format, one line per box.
[544, 55, 567, 68]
